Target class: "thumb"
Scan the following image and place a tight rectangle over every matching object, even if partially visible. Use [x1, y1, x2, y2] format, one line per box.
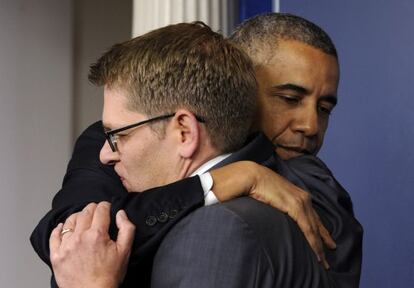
[115, 210, 135, 255]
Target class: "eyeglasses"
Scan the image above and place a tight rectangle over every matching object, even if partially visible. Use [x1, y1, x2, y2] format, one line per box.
[104, 113, 205, 152]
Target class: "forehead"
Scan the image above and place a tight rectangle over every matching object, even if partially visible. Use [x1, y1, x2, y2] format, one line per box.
[260, 39, 339, 92]
[102, 86, 145, 129]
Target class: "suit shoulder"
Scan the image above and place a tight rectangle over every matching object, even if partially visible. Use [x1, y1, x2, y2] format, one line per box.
[153, 199, 275, 287]
[159, 199, 266, 258]
[176, 197, 301, 246]
[165, 198, 306, 269]
[157, 198, 328, 287]
[221, 198, 313, 259]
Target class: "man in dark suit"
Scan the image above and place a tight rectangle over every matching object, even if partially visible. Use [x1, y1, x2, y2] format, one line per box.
[152, 14, 363, 287]
[151, 13, 365, 287]
[47, 20, 362, 288]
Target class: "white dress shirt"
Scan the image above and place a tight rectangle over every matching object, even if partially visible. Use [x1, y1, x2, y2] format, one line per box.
[190, 153, 231, 206]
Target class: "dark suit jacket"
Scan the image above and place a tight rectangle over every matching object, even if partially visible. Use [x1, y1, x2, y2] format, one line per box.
[152, 134, 363, 288]
[30, 121, 206, 287]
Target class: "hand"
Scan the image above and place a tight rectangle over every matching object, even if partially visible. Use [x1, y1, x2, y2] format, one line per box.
[49, 202, 135, 288]
[210, 161, 336, 269]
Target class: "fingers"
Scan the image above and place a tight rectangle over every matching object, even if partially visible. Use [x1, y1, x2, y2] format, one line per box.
[60, 212, 78, 239]
[294, 204, 326, 268]
[63, 213, 78, 232]
[245, 164, 336, 269]
[250, 167, 331, 268]
[115, 210, 136, 255]
[91, 201, 112, 233]
[306, 209, 336, 270]
[50, 223, 63, 254]
[317, 216, 337, 250]
[283, 188, 332, 270]
[75, 203, 98, 233]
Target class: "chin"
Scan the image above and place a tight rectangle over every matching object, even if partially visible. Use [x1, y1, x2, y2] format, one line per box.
[275, 147, 303, 160]
[120, 178, 133, 192]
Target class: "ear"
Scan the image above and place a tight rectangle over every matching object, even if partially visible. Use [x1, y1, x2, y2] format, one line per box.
[171, 109, 200, 159]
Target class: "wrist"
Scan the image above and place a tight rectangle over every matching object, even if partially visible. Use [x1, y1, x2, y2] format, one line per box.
[210, 161, 259, 202]
[86, 276, 120, 288]
[241, 161, 261, 196]
[89, 281, 118, 288]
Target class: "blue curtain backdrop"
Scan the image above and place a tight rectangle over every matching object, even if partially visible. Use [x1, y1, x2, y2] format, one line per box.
[238, 0, 272, 22]
[239, 1, 414, 287]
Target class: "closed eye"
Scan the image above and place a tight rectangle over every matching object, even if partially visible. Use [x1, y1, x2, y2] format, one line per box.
[274, 94, 301, 105]
[115, 132, 129, 140]
[318, 103, 335, 116]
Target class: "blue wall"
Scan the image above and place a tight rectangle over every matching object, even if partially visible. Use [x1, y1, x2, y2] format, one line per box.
[280, 1, 414, 287]
[239, 0, 273, 21]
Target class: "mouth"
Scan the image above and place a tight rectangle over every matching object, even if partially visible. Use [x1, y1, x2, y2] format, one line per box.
[279, 145, 311, 154]
[119, 176, 132, 192]
[114, 166, 122, 178]
[275, 144, 313, 159]
[114, 167, 127, 184]
[118, 174, 126, 184]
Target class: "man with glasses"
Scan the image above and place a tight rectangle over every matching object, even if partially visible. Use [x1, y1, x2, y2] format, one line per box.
[47, 21, 273, 286]
[32, 14, 359, 288]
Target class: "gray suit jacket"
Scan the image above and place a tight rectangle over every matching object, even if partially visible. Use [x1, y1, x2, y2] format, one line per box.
[151, 134, 362, 288]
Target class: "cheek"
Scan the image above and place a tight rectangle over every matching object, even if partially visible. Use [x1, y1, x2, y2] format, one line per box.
[318, 117, 329, 135]
[316, 117, 330, 145]
[260, 108, 291, 138]
[119, 148, 143, 174]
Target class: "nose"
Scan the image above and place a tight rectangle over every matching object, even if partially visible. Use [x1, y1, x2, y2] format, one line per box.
[99, 140, 120, 165]
[292, 105, 319, 137]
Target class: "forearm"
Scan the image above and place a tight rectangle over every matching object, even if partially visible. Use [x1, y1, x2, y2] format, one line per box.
[31, 174, 205, 266]
[209, 161, 260, 202]
[33, 161, 258, 265]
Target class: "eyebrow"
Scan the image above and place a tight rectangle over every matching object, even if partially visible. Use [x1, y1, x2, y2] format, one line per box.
[272, 83, 338, 106]
[102, 123, 111, 132]
[320, 95, 338, 106]
[271, 83, 308, 94]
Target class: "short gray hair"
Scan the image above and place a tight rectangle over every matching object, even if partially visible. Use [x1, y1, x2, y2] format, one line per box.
[230, 13, 337, 67]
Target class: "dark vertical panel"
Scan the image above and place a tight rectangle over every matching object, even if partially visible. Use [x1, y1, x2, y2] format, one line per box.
[238, 0, 272, 23]
[282, 1, 414, 287]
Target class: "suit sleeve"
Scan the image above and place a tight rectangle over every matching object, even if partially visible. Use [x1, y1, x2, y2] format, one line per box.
[30, 121, 205, 268]
[151, 198, 332, 288]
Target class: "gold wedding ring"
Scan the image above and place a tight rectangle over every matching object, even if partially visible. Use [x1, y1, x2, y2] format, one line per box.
[60, 228, 73, 236]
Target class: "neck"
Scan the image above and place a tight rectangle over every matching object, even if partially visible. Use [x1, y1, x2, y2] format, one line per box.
[179, 151, 220, 179]
[173, 123, 225, 179]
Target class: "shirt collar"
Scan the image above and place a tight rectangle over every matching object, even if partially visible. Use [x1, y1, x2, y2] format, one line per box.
[190, 153, 232, 177]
